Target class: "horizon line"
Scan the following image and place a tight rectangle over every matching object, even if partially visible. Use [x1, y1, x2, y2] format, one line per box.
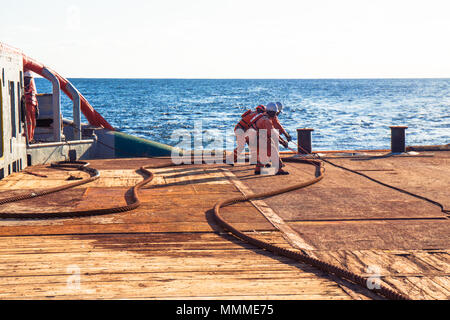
[52, 76, 450, 80]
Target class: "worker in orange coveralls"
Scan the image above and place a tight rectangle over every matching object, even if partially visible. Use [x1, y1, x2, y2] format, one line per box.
[253, 103, 289, 175]
[23, 70, 39, 143]
[230, 104, 266, 165]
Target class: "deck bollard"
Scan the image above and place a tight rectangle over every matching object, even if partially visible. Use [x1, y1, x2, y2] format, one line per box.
[68, 150, 77, 162]
[390, 126, 408, 153]
[297, 128, 314, 154]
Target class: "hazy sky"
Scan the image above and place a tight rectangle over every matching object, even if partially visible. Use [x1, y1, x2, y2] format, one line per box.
[1, 0, 449, 78]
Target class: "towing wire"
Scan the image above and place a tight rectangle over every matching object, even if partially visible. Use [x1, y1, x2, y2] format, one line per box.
[0, 160, 153, 219]
[213, 156, 409, 300]
[320, 158, 449, 216]
[1, 151, 433, 299]
[291, 141, 449, 217]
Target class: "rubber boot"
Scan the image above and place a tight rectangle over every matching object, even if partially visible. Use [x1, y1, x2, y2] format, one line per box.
[276, 169, 289, 175]
[254, 163, 264, 175]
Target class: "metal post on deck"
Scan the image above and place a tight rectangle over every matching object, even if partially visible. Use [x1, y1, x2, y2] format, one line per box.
[390, 126, 408, 153]
[41, 68, 61, 142]
[297, 128, 314, 154]
[65, 82, 82, 141]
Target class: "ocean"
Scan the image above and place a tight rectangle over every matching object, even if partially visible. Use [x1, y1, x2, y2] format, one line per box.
[35, 78, 450, 151]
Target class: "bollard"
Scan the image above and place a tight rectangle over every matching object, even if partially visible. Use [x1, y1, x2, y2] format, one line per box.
[390, 126, 408, 153]
[68, 149, 77, 162]
[297, 128, 314, 154]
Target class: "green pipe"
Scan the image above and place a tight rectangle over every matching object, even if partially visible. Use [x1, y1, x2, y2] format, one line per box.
[113, 131, 178, 158]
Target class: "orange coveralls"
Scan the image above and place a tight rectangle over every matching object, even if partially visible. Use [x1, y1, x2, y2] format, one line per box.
[254, 115, 282, 173]
[232, 110, 263, 163]
[24, 77, 38, 142]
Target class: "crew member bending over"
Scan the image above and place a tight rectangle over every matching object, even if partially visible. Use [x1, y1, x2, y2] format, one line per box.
[254, 103, 289, 175]
[231, 104, 266, 164]
[23, 70, 39, 143]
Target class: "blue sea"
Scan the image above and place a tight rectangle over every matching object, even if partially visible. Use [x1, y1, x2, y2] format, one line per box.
[35, 78, 450, 151]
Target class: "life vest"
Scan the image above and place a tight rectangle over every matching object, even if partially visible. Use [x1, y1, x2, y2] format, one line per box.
[24, 79, 38, 106]
[235, 110, 264, 132]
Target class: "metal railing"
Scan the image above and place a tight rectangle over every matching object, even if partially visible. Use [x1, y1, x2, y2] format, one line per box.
[40, 67, 82, 142]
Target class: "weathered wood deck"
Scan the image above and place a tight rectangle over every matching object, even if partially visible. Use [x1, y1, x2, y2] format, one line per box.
[0, 151, 448, 299]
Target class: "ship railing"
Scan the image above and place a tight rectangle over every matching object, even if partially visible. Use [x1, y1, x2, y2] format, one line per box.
[40, 67, 61, 142]
[37, 67, 83, 143]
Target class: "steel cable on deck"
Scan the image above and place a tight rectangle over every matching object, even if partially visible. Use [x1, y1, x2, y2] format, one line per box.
[0, 160, 157, 219]
[290, 141, 449, 217]
[320, 158, 450, 216]
[0, 153, 412, 299]
[212, 157, 409, 300]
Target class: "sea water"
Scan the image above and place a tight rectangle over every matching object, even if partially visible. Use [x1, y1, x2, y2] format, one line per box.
[35, 78, 450, 151]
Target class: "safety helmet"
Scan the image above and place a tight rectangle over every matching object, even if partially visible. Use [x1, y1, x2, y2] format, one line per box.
[256, 105, 266, 113]
[275, 102, 283, 113]
[266, 102, 278, 113]
[24, 70, 33, 77]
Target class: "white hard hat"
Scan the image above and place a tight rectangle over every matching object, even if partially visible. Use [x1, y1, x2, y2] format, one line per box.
[266, 102, 278, 113]
[275, 102, 283, 113]
[24, 70, 33, 77]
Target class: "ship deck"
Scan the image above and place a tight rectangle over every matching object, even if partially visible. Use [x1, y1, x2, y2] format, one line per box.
[0, 151, 448, 300]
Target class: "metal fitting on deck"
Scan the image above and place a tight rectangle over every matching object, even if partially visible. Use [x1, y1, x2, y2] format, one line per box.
[297, 128, 314, 154]
[390, 126, 408, 153]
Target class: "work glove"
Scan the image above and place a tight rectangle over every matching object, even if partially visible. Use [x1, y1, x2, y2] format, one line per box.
[285, 133, 292, 142]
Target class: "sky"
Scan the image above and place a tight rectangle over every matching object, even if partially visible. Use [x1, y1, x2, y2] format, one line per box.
[1, 0, 449, 78]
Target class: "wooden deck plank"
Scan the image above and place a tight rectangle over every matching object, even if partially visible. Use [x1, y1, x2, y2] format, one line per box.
[0, 231, 352, 300]
[0, 153, 448, 299]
